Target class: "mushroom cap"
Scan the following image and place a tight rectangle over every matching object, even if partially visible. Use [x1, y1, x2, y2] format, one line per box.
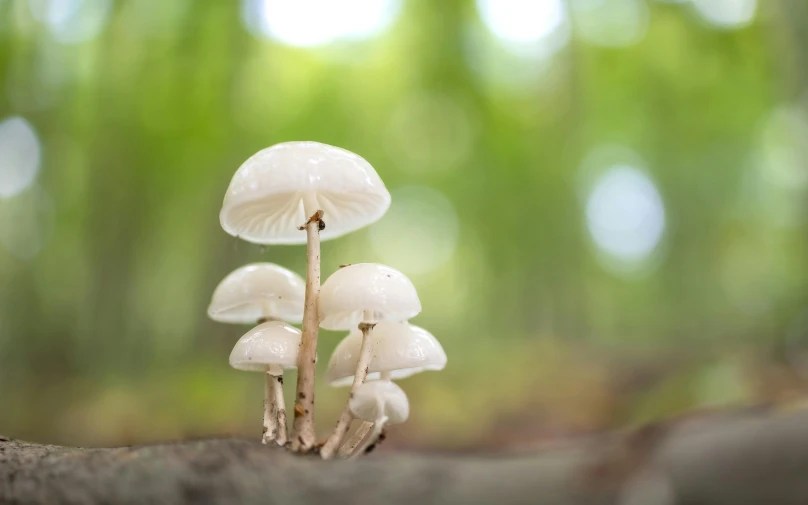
[220, 141, 391, 245]
[326, 322, 446, 386]
[229, 321, 302, 375]
[318, 263, 421, 331]
[349, 380, 409, 424]
[208, 263, 305, 324]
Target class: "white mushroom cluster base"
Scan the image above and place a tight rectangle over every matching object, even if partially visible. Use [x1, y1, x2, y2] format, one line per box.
[209, 141, 447, 459]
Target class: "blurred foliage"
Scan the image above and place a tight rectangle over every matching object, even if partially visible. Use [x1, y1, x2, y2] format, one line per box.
[0, 0, 807, 449]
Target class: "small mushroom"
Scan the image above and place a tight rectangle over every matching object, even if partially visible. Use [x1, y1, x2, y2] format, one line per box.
[330, 322, 446, 458]
[318, 263, 421, 330]
[347, 380, 409, 459]
[317, 263, 421, 459]
[229, 321, 302, 445]
[326, 322, 447, 386]
[220, 141, 391, 451]
[208, 263, 305, 324]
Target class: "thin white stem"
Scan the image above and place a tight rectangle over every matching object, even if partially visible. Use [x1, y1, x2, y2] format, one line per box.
[262, 372, 278, 444]
[320, 310, 375, 459]
[349, 418, 387, 460]
[273, 374, 287, 446]
[259, 301, 272, 324]
[340, 374, 389, 456]
[291, 193, 321, 452]
[339, 421, 374, 457]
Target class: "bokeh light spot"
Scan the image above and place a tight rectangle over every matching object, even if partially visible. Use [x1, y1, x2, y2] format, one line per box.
[0, 116, 41, 199]
[691, 0, 757, 29]
[475, 0, 569, 60]
[29, 0, 112, 44]
[369, 186, 459, 276]
[476, 0, 565, 44]
[758, 105, 808, 190]
[570, 0, 649, 48]
[585, 165, 666, 271]
[242, 0, 401, 47]
[739, 105, 808, 229]
[385, 92, 474, 175]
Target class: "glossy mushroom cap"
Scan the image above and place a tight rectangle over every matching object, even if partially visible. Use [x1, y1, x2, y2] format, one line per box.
[349, 380, 409, 424]
[229, 321, 302, 375]
[327, 322, 447, 387]
[208, 263, 305, 324]
[318, 263, 421, 331]
[220, 141, 391, 245]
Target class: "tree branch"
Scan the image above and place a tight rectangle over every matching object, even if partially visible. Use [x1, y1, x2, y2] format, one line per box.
[2, 408, 808, 505]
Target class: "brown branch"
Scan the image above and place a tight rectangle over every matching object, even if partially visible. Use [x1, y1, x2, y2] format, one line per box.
[2, 408, 808, 505]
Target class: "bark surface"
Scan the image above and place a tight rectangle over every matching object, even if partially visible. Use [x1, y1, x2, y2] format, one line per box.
[2, 407, 808, 505]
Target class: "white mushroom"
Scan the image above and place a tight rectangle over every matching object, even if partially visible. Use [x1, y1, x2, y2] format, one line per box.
[318, 263, 421, 331]
[326, 322, 447, 387]
[220, 141, 390, 451]
[229, 321, 302, 446]
[219, 142, 390, 244]
[331, 322, 445, 458]
[317, 264, 421, 459]
[347, 380, 409, 459]
[208, 263, 305, 324]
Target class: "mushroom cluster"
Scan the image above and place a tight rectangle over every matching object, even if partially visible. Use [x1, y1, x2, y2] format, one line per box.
[208, 141, 447, 459]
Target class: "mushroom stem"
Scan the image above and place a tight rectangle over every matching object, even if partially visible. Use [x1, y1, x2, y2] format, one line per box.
[338, 370, 391, 456]
[273, 374, 288, 445]
[291, 196, 322, 452]
[258, 302, 273, 325]
[339, 421, 374, 457]
[320, 310, 375, 459]
[349, 417, 387, 460]
[262, 372, 278, 444]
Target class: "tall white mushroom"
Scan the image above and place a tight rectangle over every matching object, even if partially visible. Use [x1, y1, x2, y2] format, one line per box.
[347, 380, 409, 459]
[219, 142, 390, 451]
[328, 322, 446, 456]
[317, 263, 421, 459]
[208, 263, 305, 324]
[229, 321, 302, 445]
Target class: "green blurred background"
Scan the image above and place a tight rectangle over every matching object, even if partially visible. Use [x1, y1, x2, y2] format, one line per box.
[1, 0, 807, 451]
